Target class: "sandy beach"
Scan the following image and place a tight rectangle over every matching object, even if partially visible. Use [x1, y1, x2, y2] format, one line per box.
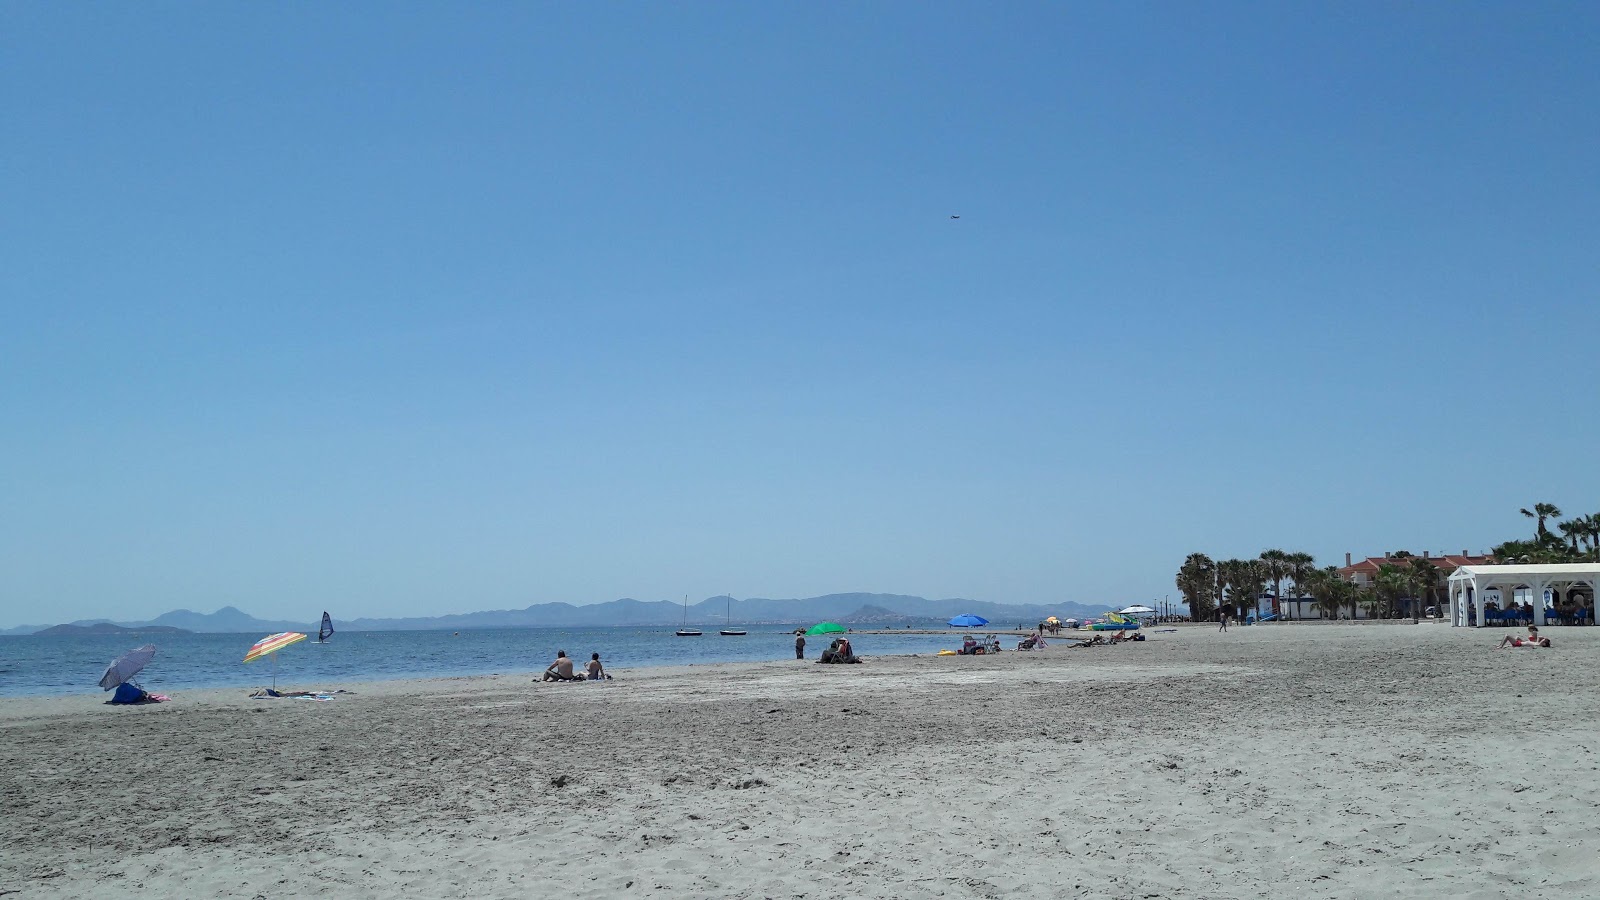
[3, 623, 1596, 899]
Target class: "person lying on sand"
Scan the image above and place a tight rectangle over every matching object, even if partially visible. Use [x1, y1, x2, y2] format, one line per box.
[249, 689, 351, 698]
[543, 650, 578, 681]
[1068, 635, 1107, 648]
[1497, 626, 1552, 649]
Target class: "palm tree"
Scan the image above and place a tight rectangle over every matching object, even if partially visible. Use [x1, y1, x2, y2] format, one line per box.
[1521, 502, 1562, 539]
[1286, 551, 1316, 621]
[1492, 539, 1537, 564]
[1573, 513, 1600, 560]
[1375, 563, 1410, 619]
[1299, 565, 1344, 620]
[1259, 549, 1290, 619]
[1557, 519, 1583, 552]
[1346, 578, 1368, 621]
[1175, 553, 1217, 622]
[1219, 559, 1268, 621]
[1407, 557, 1441, 623]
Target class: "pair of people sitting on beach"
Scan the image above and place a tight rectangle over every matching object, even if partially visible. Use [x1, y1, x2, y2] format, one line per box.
[542, 650, 611, 681]
[1496, 626, 1552, 649]
[818, 637, 860, 664]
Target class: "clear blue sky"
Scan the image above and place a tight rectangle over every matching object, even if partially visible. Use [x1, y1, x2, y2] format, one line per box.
[3, 3, 1597, 627]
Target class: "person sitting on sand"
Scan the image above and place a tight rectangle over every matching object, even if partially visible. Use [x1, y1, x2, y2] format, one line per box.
[543, 650, 577, 681]
[1497, 625, 1552, 649]
[960, 637, 979, 655]
[819, 639, 840, 664]
[817, 637, 861, 664]
[586, 652, 607, 680]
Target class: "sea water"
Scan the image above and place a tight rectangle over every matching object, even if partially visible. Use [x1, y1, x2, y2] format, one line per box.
[0, 626, 981, 697]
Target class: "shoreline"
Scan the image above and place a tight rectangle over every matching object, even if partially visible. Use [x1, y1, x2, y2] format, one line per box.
[0, 618, 1530, 700]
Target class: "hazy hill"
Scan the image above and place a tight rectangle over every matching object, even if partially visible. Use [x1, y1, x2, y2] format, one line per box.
[34, 623, 192, 636]
[836, 605, 943, 626]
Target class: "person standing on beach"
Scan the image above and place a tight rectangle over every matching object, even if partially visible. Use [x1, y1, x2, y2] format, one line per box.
[795, 631, 806, 659]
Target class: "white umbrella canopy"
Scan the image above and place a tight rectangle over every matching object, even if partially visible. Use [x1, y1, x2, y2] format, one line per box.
[99, 644, 157, 690]
[1119, 605, 1157, 615]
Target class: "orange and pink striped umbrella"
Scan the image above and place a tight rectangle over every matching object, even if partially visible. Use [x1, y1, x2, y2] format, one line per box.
[243, 632, 307, 663]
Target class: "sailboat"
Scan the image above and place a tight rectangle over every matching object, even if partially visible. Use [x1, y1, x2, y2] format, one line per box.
[719, 595, 746, 636]
[316, 611, 334, 644]
[675, 595, 702, 637]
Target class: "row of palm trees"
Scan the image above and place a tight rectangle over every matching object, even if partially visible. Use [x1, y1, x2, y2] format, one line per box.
[1501, 502, 1600, 563]
[1174, 500, 1596, 623]
[1176, 549, 1447, 623]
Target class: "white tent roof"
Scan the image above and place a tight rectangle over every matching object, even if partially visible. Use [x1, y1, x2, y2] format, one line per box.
[1449, 563, 1600, 581]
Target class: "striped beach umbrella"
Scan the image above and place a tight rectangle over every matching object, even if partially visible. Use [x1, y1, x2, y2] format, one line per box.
[244, 632, 307, 689]
[244, 632, 307, 663]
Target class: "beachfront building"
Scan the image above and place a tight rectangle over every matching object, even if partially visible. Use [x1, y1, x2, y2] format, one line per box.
[1339, 552, 1493, 589]
[1337, 551, 1493, 619]
[1447, 564, 1600, 628]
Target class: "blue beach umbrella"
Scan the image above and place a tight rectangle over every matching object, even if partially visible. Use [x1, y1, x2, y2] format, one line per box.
[948, 614, 989, 627]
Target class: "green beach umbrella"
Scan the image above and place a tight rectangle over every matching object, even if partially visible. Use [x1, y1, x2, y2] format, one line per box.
[806, 622, 847, 636]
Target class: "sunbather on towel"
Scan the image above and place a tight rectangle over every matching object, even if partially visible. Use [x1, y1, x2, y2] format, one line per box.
[1497, 626, 1552, 649]
[250, 689, 343, 698]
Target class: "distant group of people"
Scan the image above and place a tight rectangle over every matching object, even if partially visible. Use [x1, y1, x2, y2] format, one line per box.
[1067, 631, 1145, 648]
[541, 650, 611, 681]
[794, 630, 863, 663]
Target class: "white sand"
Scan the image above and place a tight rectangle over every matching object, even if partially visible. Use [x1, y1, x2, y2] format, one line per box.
[3, 623, 1597, 899]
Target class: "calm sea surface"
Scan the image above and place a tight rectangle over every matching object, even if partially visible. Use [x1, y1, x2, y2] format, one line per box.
[0, 626, 978, 697]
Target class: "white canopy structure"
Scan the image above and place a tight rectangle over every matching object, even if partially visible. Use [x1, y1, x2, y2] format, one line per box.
[1447, 564, 1600, 627]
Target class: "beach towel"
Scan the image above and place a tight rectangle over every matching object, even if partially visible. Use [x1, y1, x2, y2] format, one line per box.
[250, 688, 351, 699]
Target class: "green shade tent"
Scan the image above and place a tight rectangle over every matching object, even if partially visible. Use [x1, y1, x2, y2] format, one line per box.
[805, 622, 847, 636]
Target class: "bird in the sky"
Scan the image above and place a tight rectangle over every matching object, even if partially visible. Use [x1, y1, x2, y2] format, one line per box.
[950, 215, 960, 219]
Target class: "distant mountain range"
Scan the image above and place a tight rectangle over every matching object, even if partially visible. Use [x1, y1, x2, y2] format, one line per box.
[0, 593, 1112, 636]
[33, 623, 194, 636]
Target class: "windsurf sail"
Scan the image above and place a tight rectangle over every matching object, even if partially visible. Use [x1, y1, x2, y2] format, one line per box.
[318, 611, 334, 642]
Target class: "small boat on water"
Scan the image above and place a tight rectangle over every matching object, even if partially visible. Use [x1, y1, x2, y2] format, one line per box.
[316, 611, 334, 643]
[676, 595, 702, 637]
[719, 595, 745, 636]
